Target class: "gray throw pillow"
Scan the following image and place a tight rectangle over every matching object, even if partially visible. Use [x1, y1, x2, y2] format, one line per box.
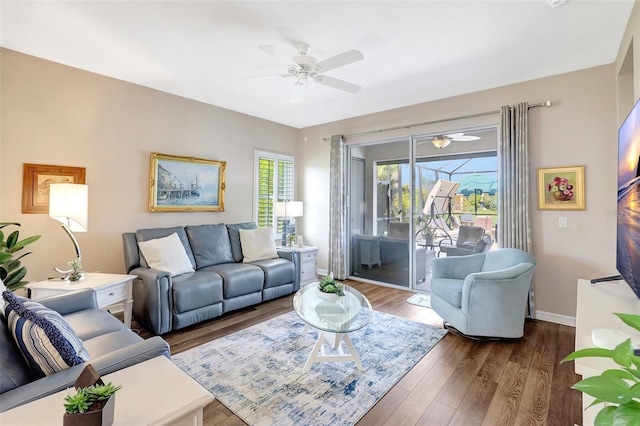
[185, 224, 235, 268]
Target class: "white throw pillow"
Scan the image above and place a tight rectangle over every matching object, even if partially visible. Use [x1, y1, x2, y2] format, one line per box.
[239, 228, 279, 263]
[138, 232, 194, 276]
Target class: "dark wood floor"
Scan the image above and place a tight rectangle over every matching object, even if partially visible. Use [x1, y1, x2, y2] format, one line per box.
[131, 280, 583, 426]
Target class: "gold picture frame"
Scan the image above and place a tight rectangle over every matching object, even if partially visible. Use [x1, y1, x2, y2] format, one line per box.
[22, 163, 86, 214]
[537, 165, 585, 210]
[149, 152, 226, 213]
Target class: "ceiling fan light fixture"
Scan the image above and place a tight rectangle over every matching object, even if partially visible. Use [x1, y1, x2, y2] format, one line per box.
[432, 137, 451, 149]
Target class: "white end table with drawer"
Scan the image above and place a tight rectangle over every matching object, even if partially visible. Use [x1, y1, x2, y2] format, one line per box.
[278, 245, 318, 287]
[26, 273, 135, 328]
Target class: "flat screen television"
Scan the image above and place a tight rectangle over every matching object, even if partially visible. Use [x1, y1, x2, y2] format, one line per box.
[615, 97, 640, 297]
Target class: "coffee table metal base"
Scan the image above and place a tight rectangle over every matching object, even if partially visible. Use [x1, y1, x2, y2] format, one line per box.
[303, 325, 364, 373]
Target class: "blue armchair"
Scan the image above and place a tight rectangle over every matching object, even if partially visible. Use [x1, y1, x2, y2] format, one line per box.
[430, 248, 536, 339]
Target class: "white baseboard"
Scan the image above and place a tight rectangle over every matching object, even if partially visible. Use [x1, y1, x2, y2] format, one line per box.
[536, 310, 575, 327]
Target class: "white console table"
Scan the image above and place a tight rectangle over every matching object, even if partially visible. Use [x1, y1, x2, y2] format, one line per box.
[575, 279, 640, 425]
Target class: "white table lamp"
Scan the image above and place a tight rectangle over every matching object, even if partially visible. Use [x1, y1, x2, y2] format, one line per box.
[49, 183, 88, 279]
[274, 201, 303, 246]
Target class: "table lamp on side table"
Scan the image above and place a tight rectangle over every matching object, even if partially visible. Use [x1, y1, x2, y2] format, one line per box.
[275, 201, 303, 247]
[48, 183, 88, 280]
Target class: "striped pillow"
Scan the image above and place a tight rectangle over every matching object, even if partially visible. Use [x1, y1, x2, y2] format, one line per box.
[2, 291, 90, 377]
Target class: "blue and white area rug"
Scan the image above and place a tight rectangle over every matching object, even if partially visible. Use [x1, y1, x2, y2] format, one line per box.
[172, 310, 447, 426]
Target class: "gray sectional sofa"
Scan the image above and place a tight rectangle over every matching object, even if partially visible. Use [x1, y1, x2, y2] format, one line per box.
[122, 222, 300, 335]
[0, 289, 170, 412]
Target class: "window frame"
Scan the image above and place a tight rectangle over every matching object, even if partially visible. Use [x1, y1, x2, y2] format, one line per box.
[253, 150, 295, 232]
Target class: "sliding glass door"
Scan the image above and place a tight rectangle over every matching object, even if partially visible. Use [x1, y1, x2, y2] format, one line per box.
[347, 127, 498, 292]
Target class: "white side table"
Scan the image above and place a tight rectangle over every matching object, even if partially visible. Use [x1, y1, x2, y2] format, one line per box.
[26, 273, 135, 328]
[0, 356, 215, 425]
[278, 245, 318, 287]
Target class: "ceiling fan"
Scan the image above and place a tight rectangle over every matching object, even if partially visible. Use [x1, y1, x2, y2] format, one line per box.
[430, 133, 481, 149]
[252, 42, 364, 103]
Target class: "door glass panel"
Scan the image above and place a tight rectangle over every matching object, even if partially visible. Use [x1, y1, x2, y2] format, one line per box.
[349, 139, 414, 288]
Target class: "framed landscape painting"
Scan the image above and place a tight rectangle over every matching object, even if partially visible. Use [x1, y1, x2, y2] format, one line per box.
[148, 152, 226, 213]
[22, 163, 86, 214]
[537, 165, 585, 210]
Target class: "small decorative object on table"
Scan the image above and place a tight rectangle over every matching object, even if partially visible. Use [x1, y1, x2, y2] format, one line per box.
[68, 257, 84, 282]
[316, 273, 345, 302]
[63, 364, 121, 426]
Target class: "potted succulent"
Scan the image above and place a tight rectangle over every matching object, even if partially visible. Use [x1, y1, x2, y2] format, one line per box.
[316, 273, 345, 302]
[560, 313, 640, 425]
[0, 222, 41, 291]
[63, 382, 121, 426]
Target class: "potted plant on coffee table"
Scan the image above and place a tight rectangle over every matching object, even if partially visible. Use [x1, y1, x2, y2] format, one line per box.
[316, 273, 345, 302]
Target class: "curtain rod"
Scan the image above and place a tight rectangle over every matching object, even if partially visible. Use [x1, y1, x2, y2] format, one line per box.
[327, 100, 552, 141]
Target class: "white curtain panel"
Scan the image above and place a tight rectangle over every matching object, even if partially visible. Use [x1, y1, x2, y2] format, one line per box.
[499, 102, 535, 316]
[329, 135, 347, 279]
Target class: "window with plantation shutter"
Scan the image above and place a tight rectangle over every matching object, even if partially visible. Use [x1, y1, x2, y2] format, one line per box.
[254, 150, 295, 232]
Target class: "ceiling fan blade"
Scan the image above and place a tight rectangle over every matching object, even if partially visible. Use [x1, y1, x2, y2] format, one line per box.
[258, 44, 296, 67]
[290, 82, 306, 103]
[313, 75, 361, 94]
[452, 136, 481, 141]
[316, 49, 364, 73]
[444, 133, 464, 138]
[240, 73, 293, 81]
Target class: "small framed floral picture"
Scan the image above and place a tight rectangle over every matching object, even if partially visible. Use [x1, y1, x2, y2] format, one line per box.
[537, 165, 585, 210]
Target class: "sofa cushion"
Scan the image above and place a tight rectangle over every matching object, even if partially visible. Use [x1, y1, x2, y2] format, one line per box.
[201, 263, 264, 299]
[172, 271, 224, 313]
[138, 232, 195, 277]
[63, 309, 125, 341]
[81, 330, 143, 358]
[2, 291, 90, 378]
[186, 224, 235, 268]
[239, 228, 279, 263]
[136, 227, 196, 269]
[250, 258, 295, 289]
[227, 222, 258, 262]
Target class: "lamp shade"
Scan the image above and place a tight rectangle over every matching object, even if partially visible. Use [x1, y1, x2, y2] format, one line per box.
[274, 201, 303, 218]
[49, 183, 88, 232]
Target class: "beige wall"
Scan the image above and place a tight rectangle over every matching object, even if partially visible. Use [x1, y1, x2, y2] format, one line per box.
[0, 49, 298, 281]
[299, 64, 619, 320]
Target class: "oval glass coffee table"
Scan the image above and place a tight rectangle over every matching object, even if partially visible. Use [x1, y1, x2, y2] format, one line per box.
[293, 283, 372, 372]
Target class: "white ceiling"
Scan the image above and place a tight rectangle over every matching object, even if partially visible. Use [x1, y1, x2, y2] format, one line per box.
[0, 1, 635, 129]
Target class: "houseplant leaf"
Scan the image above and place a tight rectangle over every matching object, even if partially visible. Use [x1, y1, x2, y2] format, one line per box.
[0, 223, 40, 291]
[614, 313, 640, 334]
[9, 235, 41, 253]
[612, 400, 640, 426]
[594, 405, 616, 426]
[561, 347, 614, 363]
[612, 339, 636, 368]
[572, 375, 631, 404]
